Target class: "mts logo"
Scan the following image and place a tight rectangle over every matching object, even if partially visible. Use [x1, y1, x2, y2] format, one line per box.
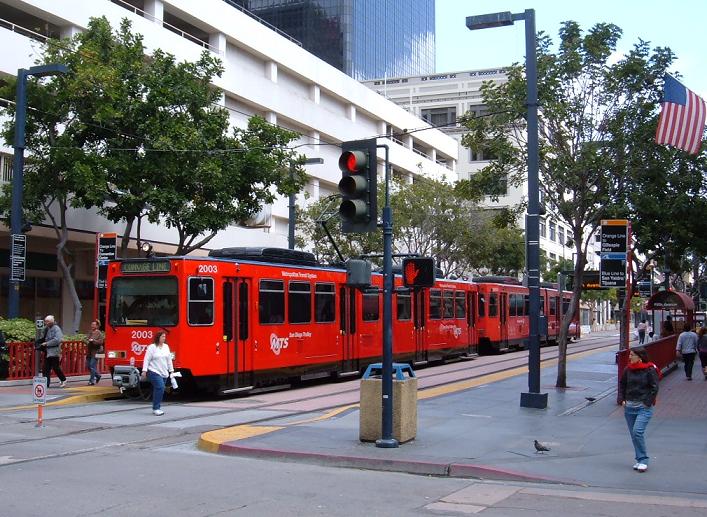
[270, 333, 289, 355]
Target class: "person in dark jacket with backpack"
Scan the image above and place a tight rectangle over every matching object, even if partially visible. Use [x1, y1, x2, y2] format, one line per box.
[620, 347, 660, 473]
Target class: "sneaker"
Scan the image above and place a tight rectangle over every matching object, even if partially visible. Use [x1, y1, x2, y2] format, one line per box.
[87, 381, 95, 386]
[636, 463, 648, 472]
[632, 463, 640, 470]
[59, 380, 67, 388]
[687, 377, 692, 381]
[153, 409, 164, 416]
[96, 375, 101, 384]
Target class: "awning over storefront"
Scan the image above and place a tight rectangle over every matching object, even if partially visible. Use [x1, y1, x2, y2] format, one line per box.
[645, 290, 695, 311]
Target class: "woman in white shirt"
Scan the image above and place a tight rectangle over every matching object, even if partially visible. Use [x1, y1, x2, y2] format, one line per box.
[142, 331, 174, 416]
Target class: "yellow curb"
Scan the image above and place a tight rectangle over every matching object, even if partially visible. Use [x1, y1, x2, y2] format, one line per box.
[198, 425, 284, 452]
[197, 343, 617, 451]
[0, 387, 119, 412]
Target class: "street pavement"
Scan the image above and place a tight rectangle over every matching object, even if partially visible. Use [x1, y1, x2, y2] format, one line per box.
[2, 332, 707, 515]
[197, 335, 707, 500]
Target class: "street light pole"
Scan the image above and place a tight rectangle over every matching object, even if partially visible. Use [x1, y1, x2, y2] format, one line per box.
[8, 64, 68, 319]
[467, 9, 546, 409]
[288, 157, 323, 249]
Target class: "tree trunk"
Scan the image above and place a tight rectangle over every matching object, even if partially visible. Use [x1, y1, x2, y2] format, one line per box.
[53, 199, 83, 333]
[556, 249, 586, 388]
[120, 217, 135, 258]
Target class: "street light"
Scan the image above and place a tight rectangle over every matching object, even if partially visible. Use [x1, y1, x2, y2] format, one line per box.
[289, 157, 324, 249]
[8, 64, 68, 319]
[467, 9, 547, 409]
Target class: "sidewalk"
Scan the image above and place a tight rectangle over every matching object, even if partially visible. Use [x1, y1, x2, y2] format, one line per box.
[199, 345, 707, 495]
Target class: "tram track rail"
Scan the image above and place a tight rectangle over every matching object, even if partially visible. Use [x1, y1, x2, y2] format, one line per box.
[0, 335, 618, 450]
[0, 335, 620, 467]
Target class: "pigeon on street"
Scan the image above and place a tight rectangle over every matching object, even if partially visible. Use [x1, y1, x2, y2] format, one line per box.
[534, 440, 551, 453]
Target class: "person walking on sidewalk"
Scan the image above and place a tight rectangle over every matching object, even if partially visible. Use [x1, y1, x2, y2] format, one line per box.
[85, 319, 104, 385]
[141, 331, 173, 416]
[697, 327, 707, 381]
[620, 347, 660, 473]
[676, 325, 699, 380]
[40, 315, 66, 388]
[637, 320, 648, 345]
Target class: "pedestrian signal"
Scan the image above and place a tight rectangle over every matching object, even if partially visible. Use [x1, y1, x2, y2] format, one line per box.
[402, 258, 435, 288]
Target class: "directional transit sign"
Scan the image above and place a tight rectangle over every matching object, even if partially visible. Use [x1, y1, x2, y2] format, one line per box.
[10, 234, 26, 282]
[600, 252, 627, 288]
[600, 220, 628, 253]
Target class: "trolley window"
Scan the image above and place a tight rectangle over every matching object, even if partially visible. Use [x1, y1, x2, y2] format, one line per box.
[396, 291, 412, 321]
[443, 291, 455, 319]
[509, 294, 518, 316]
[315, 283, 335, 323]
[259, 280, 285, 324]
[478, 293, 486, 317]
[524, 295, 530, 316]
[188, 277, 214, 325]
[223, 283, 233, 341]
[239, 282, 249, 340]
[489, 293, 498, 317]
[288, 281, 312, 324]
[109, 277, 178, 326]
[549, 296, 558, 316]
[455, 291, 466, 319]
[562, 298, 571, 315]
[429, 289, 442, 320]
[362, 292, 380, 321]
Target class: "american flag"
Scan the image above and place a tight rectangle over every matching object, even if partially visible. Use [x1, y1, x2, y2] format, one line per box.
[655, 74, 706, 155]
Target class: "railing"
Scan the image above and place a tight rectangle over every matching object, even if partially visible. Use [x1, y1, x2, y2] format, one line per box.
[3, 341, 108, 381]
[616, 334, 678, 403]
[0, 17, 51, 44]
[111, 0, 224, 55]
[412, 148, 429, 159]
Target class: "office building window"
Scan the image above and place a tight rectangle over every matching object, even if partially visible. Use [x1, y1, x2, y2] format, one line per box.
[549, 221, 556, 241]
[421, 107, 456, 128]
[540, 219, 546, 238]
[558, 226, 565, 245]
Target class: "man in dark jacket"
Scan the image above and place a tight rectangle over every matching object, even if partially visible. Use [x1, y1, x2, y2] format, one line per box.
[39, 315, 66, 388]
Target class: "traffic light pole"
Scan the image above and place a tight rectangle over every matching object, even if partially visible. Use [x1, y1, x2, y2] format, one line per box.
[376, 144, 397, 448]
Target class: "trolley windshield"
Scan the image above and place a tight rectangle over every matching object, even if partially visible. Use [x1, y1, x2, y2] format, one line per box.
[109, 277, 178, 326]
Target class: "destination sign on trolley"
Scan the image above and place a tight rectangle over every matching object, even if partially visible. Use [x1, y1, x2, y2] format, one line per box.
[121, 260, 171, 274]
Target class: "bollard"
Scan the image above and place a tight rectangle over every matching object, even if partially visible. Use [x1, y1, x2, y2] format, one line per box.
[359, 363, 417, 443]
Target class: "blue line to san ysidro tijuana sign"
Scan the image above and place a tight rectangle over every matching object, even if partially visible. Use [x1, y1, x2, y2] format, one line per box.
[600, 252, 626, 287]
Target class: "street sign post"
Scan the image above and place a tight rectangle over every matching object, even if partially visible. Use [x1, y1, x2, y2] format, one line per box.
[32, 375, 47, 427]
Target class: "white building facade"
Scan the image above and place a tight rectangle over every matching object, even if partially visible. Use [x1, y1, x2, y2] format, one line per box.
[0, 0, 457, 327]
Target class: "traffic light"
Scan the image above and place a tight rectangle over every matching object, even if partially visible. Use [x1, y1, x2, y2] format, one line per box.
[338, 139, 377, 233]
[402, 258, 435, 288]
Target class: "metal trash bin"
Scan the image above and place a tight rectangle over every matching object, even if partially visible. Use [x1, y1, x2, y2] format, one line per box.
[359, 362, 417, 443]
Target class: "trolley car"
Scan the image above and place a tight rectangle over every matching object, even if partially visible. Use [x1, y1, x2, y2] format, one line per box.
[106, 248, 577, 396]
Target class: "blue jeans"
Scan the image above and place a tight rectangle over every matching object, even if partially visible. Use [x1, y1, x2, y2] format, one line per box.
[624, 405, 653, 464]
[86, 356, 99, 382]
[148, 371, 167, 411]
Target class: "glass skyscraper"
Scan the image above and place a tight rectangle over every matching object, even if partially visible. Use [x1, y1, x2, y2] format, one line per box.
[232, 0, 435, 80]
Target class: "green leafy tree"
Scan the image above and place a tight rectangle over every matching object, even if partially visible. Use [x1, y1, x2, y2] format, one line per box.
[1, 17, 305, 330]
[458, 21, 689, 387]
